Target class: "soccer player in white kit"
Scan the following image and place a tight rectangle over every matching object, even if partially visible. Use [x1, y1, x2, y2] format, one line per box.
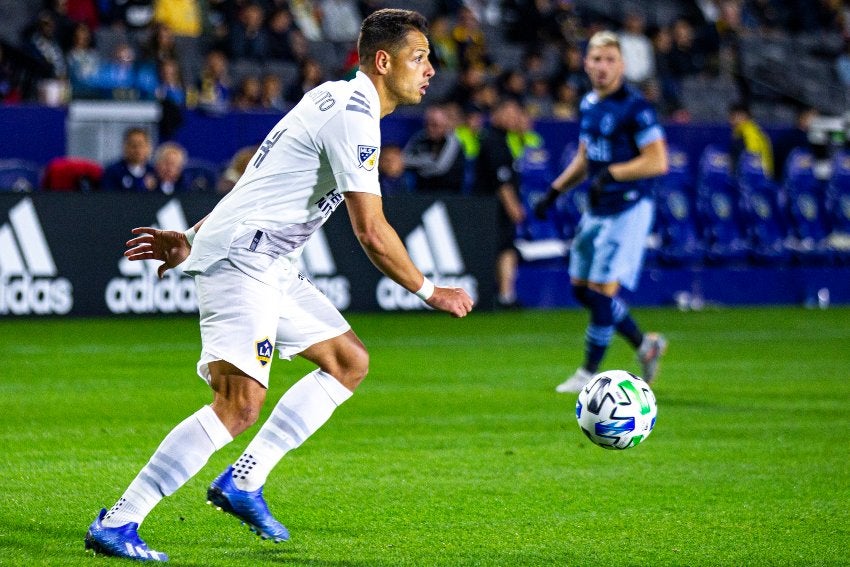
[85, 9, 474, 562]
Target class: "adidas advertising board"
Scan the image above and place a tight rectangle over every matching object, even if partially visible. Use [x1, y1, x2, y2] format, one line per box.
[0, 194, 496, 317]
[0, 198, 72, 315]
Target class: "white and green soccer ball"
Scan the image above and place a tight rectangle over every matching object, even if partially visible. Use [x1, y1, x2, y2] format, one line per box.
[575, 370, 657, 450]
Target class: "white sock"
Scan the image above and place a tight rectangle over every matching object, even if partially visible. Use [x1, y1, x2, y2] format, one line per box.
[102, 405, 232, 527]
[232, 370, 352, 492]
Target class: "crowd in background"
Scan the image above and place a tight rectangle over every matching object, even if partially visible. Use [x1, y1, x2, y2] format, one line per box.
[0, 0, 849, 195]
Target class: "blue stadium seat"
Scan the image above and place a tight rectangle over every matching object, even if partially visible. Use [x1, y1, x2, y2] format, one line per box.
[653, 146, 704, 266]
[517, 146, 562, 245]
[0, 159, 41, 192]
[825, 151, 850, 264]
[783, 149, 832, 265]
[696, 145, 749, 265]
[182, 160, 220, 193]
[736, 151, 791, 265]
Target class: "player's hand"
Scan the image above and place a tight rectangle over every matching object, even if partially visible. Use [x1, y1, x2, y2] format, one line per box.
[125, 227, 191, 278]
[589, 168, 615, 208]
[533, 187, 560, 220]
[426, 286, 474, 318]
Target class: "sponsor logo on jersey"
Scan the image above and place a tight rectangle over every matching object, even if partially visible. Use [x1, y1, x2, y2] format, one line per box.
[357, 145, 378, 171]
[255, 337, 273, 366]
[0, 198, 73, 315]
[104, 200, 197, 314]
[376, 201, 478, 311]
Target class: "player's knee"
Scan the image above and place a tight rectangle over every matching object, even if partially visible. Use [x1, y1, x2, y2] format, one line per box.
[212, 393, 264, 436]
[329, 344, 369, 391]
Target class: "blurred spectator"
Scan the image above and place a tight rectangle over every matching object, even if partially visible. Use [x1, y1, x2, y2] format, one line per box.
[153, 141, 188, 194]
[66, 22, 100, 97]
[217, 144, 258, 193]
[729, 101, 774, 178]
[652, 26, 685, 117]
[452, 6, 490, 70]
[0, 43, 23, 102]
[156, 57, 186, 106]
[232, 75, 262, 110]
[153, 0, 203, 39]
[444, 64, 486, 108]
[403, 105, 465, 195]
[64, 0, 100, 32]
[266, 8, 300, 63]
[104, 0, 154, 36]
[81, 41, 158, 100]
[102, 126, 157, 192]
[429, 15, 459, 71]
[773, 106, 822, 179]
[42, 0, 77, 51]
[378, 145, 411, 196]
[285, 57, 322, 103]
[156, 57, 186, 138]
[553, 43, 591, 101]
[260, 73, 286, 110]
[24, 11, 67, 80]
[551, 81, 578, 120]
[141, 23, 178, 68]
[289, 0, 322, 42]
[524, 76, 553, 119]
[669, 18, 707, 78]
[474, 98, 526, 309]
[741, 0, 789, 34]
[228, 2, 269, 61]
[318, 0, 361, 45]
[196, 49, 231, 112]
[497, 69, 526, 104]
[455, 103, 485, 162]
[620, 11, 655, 86]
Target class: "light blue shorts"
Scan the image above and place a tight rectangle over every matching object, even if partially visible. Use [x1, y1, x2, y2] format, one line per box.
[568, 198, 655, 290]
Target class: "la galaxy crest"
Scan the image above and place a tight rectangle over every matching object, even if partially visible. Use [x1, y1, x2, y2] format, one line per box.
[255, 337, 273, 366]
[357, 145, 378, 170]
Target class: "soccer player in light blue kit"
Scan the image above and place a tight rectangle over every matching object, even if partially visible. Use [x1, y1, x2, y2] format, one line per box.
[534, 30, 669, 393]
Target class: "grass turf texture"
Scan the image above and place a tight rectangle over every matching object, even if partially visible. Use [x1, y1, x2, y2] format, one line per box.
[1, 307, 848, 566]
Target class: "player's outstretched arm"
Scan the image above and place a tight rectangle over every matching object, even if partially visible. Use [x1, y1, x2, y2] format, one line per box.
[345, 192, 473, 318]
[124, 227, 190, 278]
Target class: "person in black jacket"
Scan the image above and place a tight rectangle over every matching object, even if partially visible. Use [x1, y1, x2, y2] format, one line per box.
[403, 105, 465, 194]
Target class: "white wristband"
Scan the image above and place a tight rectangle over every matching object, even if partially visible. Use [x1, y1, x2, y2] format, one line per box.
[414, 277, 435, 301]
[184, 226, 196, 246]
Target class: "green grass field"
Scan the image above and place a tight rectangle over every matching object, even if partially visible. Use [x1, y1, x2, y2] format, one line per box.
[1, 306, 849, 566]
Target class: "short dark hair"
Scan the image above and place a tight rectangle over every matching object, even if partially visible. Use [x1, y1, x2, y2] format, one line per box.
[358, 9, 428, 66]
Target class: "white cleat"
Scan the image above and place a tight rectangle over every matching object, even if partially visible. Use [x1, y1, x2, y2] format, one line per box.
[638, 332, 668, 384]
[555, 367, 593, 393]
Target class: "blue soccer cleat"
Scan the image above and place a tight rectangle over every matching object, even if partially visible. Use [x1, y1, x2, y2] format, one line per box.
[206, 467, 290, 542]
[85, 508, 168, 562]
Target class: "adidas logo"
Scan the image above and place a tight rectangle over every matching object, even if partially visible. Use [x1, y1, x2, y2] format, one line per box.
[376, 201, 478, 311]
[300, 228, 351, 310]
[0, 198, 73, 315]
[105, 199, 197, 314]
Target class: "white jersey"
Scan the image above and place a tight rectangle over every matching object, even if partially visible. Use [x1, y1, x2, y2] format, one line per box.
[183, 71, 382, 284]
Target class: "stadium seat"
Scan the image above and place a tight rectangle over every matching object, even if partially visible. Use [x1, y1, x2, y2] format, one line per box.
[0, 159, 40, 192]
[736, 152, 791, 265]
[825, 151, 850, 263]
[696, 145, 749, 265]
[41, 157, 103, 192]
[783, 149, 832, 265]
[653, 146, 704, 266]
[516, 145, 565, 260]
[181, 159, 220, 193]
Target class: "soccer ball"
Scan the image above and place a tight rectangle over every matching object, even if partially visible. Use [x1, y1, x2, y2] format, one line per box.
[575, 370, 657, 450]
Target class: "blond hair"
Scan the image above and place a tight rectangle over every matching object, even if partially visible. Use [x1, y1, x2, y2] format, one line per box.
[587, 30, 621, 52]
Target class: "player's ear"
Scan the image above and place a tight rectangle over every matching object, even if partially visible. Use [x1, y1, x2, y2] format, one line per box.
[374, 49, 391, 75]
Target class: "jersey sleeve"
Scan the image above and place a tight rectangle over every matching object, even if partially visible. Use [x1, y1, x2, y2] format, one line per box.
[319, 105, 382, 197]
[631, 99, 665, 149]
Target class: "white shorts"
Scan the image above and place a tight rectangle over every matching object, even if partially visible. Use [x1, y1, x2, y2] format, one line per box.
[194, 258, 350, 388]
[569, 198, 655, 291]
